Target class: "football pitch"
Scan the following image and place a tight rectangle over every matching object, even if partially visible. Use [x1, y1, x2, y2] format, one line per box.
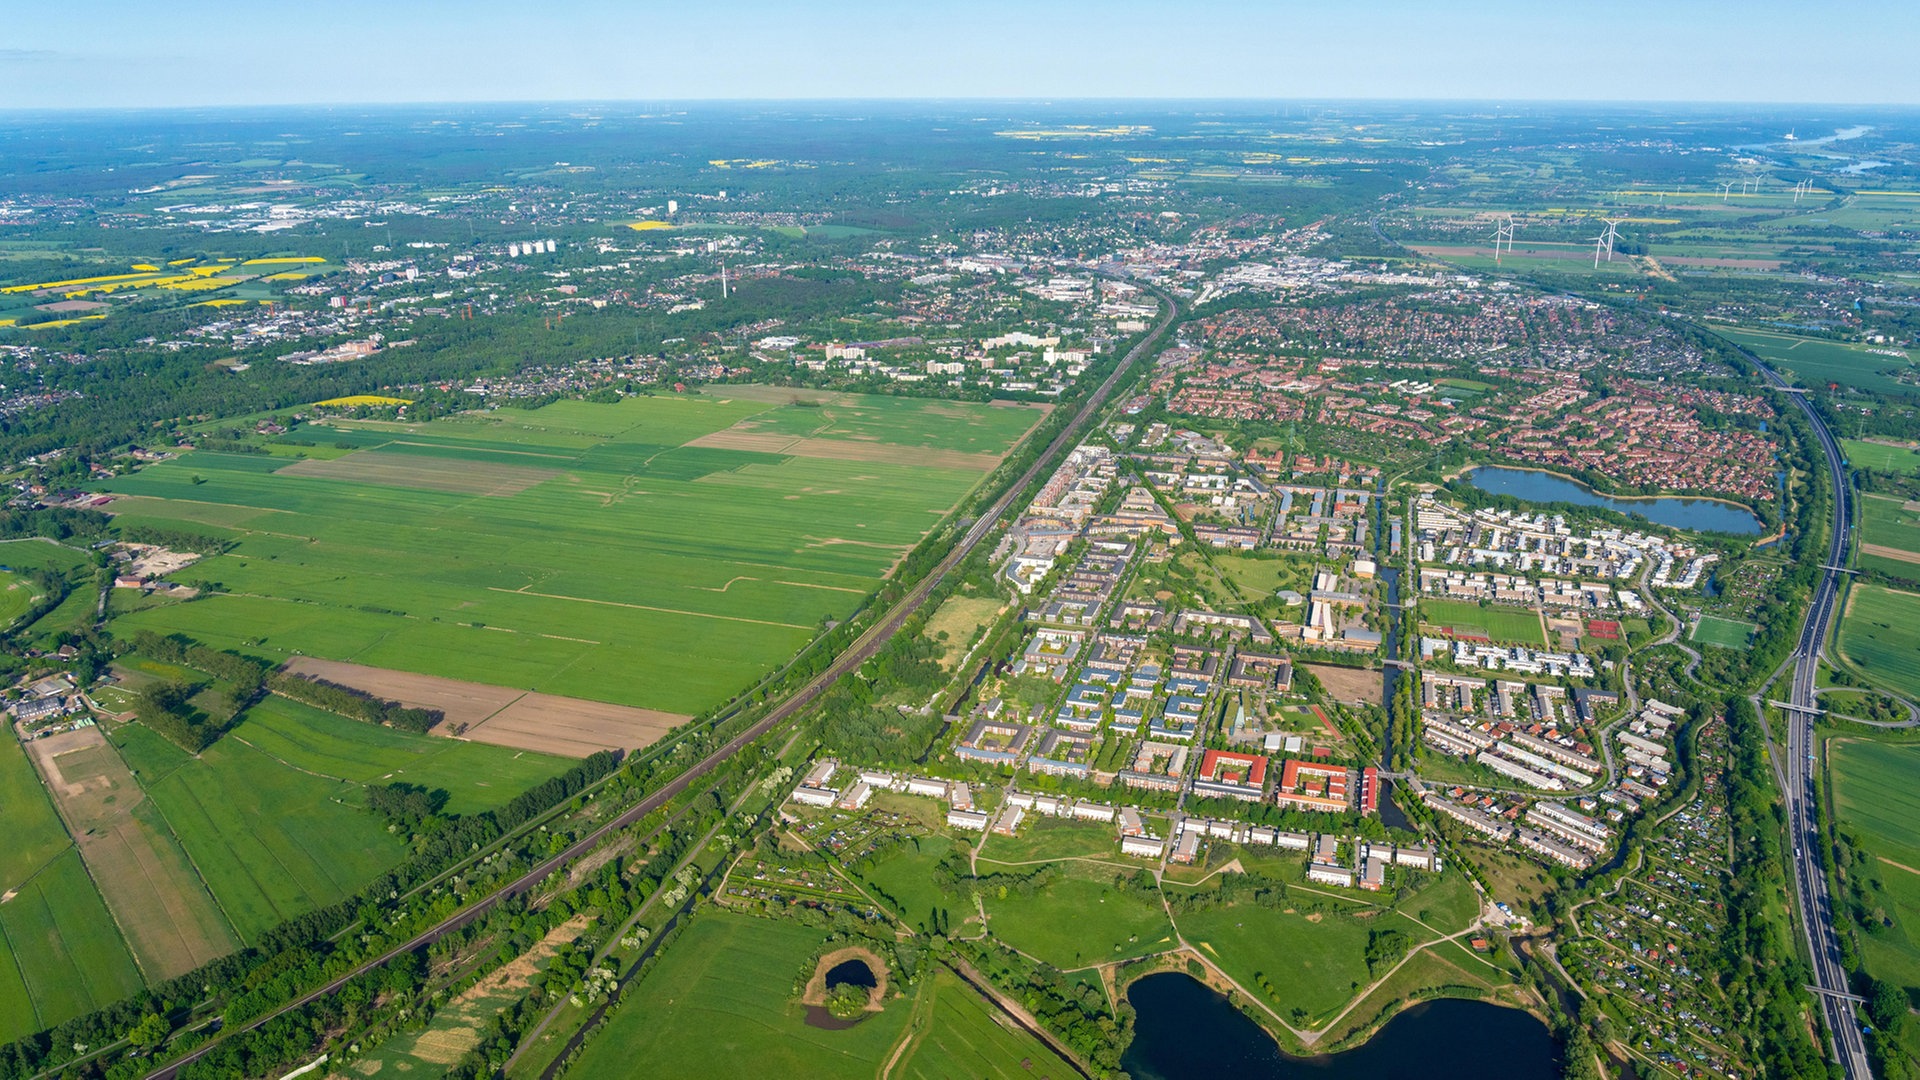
[96, 392, 1040, 716]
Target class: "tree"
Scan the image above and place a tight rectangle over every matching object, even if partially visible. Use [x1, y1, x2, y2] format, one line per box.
[127, 1013, 169, 1050]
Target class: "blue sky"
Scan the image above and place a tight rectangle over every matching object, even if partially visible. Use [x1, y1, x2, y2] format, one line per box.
[2, 0, 1915, 108]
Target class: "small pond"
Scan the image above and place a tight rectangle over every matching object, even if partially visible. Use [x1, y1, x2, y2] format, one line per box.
[1121, 972, 1558, 1080]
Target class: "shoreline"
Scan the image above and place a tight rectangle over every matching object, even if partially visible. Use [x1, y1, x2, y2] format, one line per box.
[1454, 462, 1766, 518]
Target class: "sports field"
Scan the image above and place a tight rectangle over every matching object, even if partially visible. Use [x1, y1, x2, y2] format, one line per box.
[565, 912, 913, 1079]
[96, 393, 1038, 717]
[1843, 439, 1920, 474]
[1838, 585, 1920, 702]
[1417, 598, 1547, 646]
[1691, 615, 1757, 650]
[1715, 327, 1920, 400]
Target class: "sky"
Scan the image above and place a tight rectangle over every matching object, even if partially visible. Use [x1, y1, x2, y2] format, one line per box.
[2, 0, 1916, 109]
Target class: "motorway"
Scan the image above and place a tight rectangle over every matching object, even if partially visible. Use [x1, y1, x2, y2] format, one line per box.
[1749, 353, 1873, 1079]
[142, 285, 1178, 1080]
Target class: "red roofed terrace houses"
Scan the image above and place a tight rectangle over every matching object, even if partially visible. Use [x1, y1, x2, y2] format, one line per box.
[1190, 749, 1270, 802]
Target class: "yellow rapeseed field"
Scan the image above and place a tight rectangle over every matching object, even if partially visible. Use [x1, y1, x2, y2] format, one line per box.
[3, 272, 159, 294]
[242, 256, 326, 265]
[312, 395, 414, 407]
[627, 220, 672, 231]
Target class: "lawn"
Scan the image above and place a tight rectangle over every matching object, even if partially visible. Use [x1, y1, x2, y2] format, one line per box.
[897, 967, 1066, 1080]
[1173, 898, 1394, 1024]
[1838, 585, 1920, 702]
[1692, 615, 1757, 651]
[1843, 440, 1920, 475]
[983, 863, 1175, 969]
[0, 570, 39, 627]
[110, 722, 408, 945]
[1417, 598, 1546, 646]
[230, 696, 572, 816]
[96, 392, 1031, 716]
[565, 912, 913, 1080]
[1715, 327, 1920, 400]
[1214, 553, 1315, 600]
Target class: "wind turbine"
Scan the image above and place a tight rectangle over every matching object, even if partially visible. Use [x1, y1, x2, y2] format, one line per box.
[1601, 219, 1624, 262]
[1491, 214, 1515, 263]
[1720, 181, 1735, 202]
[1590, 229, 1610, 269]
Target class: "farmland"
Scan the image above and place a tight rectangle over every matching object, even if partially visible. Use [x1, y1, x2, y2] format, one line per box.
[564, 912, 913, 1080]
[1838, 585, 1920, 702]
[1830, 740, 1920, 993]
[1713, 327, 1920, 400]
[109, 721, 408, 946]
[894, 968, 1064, 1080]
[1416, 598, 1547, 646]
[96, 392, 1035, 717]
[1844, 439, 1920, 474]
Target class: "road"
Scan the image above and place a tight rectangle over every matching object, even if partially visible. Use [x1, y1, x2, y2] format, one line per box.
[141, 286, 1178, 1080]
[1746, 348, 1872, 1080]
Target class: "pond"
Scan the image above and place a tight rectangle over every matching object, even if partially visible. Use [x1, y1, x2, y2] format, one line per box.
[1466, 466, 1763, 535]
[1121, 972, 1558, 1080]
[825, 958, 876, 990]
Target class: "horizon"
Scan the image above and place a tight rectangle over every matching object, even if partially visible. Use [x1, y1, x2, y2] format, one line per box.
[5, 0, 1918, 109]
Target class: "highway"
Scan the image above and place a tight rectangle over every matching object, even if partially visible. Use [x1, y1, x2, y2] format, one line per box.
[141, 285, 1178, 1080]
[1748, 349, 1873, 1079]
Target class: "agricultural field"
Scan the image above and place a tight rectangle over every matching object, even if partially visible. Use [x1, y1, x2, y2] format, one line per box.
[1713, 327, 1920, 400]
[95, 392, 1036, 718]
[0, 736, 146, 1042]
[1830, 739, 1920, 993]
[1838, 585, 1920, 702]
[1416, 598, 1547, 646]
[894, 968, 1065, 1080]
[1844, 439, 1920, 475]
[229, 695, 572, 816]
[563, 912, 913, 1080]
[1692, 615, 1757, 651]
[109, 721, 408, 946]
[27, 726, 236, 980]
[1860, 493, 1920, 558]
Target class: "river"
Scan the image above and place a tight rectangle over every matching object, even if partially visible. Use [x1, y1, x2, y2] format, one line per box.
[1467, 466, 1763, 535]
[1121, 972, 1558, 1080]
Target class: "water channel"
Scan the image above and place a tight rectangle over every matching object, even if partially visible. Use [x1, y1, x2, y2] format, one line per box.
[1466, 466, 1764, 535]
[1121, 972, 1558, 1080]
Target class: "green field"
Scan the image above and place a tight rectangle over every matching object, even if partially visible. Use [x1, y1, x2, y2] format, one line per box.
[978, 816, 1120, 864]
[109, 722, 408, 945]
[1174, 899, 1394, 1023]
[1692, 615, 1757, 650]
[1417, 598, 1546, 646]
[565, 912, 912, 1079]
[982, 863, 1175, 969]
[1715, 327, 1920, 400]
[1831, 740, 1920, 993]
[1844, 440, 1920, 474]
[96, 393, 1032, 716]
[897, 968, 1064, 1080]
[0, 571, 39, 627]
[1838, 585, 1920, 701]
[858, 834, 960, 936]
[230, 696, 571, 816]
[0, 737, 146, 1042]
[1214, 553, 1315, 600]
[1861, 494, 1920, 556]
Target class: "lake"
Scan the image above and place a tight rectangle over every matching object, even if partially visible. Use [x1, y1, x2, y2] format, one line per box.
[1467, 466, 1764, 535]
[1121, 972, 1558, 1080]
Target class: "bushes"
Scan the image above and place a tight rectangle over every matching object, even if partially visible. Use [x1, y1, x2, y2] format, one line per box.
[264, 670, 440, 733]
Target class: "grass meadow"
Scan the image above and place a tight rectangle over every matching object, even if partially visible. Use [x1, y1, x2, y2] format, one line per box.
[1417, 598, 1547, 646]
[0, 739, 144, 1042]
[1861, 494, 1920, 556]
[1843, 440, 1920, 475]
[231, 696, 571, 816]
[565, 912, 912, 1080]
[981, 863, 1176, 969]
[1715, 327, 1920, 400]
[896, 967, 1063, 1080]
[97, 393, 1032, 715]
[1838, 585, 1920, 701]
[109, 722, 408, 946]
[1830, 739, 1920, 993]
